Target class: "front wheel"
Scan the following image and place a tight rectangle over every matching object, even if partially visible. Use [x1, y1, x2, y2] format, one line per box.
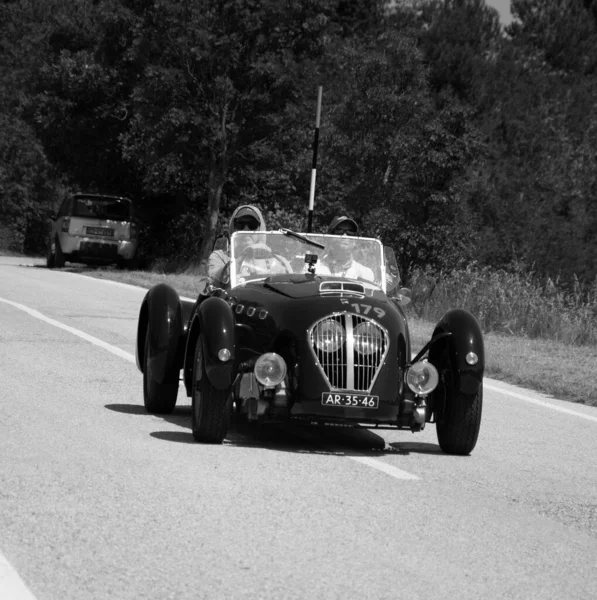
[191, 334, 231, 443]
[143, 328, 178, 414]
[436, 386, 483, 455]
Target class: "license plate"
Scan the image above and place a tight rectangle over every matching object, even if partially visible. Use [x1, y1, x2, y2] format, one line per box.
[321, 393, 379, 409]
[86, 227, 114, 237]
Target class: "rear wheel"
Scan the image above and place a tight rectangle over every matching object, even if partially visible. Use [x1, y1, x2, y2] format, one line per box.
[436, 386, 483, 455]
[191, 334, 230, 443]
[46, 238, 55, 268]
[54, 239, 66, 268]
[143, 328, 178, 414]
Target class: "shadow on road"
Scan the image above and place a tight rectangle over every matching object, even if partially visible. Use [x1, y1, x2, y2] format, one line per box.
[105, 402, 443, 456]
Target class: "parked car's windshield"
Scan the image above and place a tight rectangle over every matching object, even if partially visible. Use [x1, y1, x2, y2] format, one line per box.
[72, 196, 132, 220]
[230, 231, 386, 290]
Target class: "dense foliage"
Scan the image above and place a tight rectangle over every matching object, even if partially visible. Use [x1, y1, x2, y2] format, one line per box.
[1, 0, 596, 287]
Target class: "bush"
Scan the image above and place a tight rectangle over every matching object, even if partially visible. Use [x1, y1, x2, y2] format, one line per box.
[409, 263, 597, 346]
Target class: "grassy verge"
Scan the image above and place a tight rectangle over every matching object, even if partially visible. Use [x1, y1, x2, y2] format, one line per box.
[407, 316, 597, 407]
[81, 267, 597, 408]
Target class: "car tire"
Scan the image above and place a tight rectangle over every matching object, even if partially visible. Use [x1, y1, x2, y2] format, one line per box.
[54, 239, 66, 268]
[191, 334, 230, 443]
[143, 328, 178, 414]
[436, 386, 483, 455]
[46, 239, 56, 269]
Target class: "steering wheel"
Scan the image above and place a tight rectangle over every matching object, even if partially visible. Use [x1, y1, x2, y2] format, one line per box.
[239, 247, 293, 277]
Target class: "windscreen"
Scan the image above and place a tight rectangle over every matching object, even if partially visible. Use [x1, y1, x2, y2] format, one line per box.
[230, 231, 385, 290]
[73, 197, 132, 220]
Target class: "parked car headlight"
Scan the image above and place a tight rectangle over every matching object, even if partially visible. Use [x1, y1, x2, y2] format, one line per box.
[406, 360, 439, 395]
[254, 353, 287, 387]
[353, 321, 384, 355]
[313, 319, 345, 353]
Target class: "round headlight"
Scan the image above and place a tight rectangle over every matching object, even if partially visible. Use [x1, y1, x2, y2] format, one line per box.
[313, 319, 345, 353]
[353, 321, 384, 355]
[406, 360, 439, 395]
[254, 353, 287, 387]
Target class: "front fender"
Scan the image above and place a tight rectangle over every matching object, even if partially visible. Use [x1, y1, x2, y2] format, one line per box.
[429, 308, 484, 396]
[136, 283, 183, 384]
[192, 296, 236, 391]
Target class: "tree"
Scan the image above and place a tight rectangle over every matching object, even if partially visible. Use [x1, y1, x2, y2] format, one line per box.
[417, 0, 502, 106]
[510, 0, 597, 75]
[0, 115, 54, 253]
[317, 30, 480, 275]
[118, 0, 337, 269]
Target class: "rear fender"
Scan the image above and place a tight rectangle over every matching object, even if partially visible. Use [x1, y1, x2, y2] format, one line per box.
[428, 309, 484, 416]
[184, 296, 236, 392]
[136, 283, 183, 384]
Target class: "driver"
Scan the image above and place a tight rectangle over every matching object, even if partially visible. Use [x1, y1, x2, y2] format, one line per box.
[208, 205, 266, 288]
[208, 205, 291, 286]
[317, 216, 374, 280]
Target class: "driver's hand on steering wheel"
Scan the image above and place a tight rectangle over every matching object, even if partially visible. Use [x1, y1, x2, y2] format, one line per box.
[241, 242, 273, 260]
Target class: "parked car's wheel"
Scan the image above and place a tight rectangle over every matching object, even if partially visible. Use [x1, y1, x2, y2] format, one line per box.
[436, 384, 483, 455]
[54, 238, 66, 268]
[118, 257, 139, 270]
[46, 238, 56, 269]
[191, 334, 230, 443]
[143, 328, 178, 414]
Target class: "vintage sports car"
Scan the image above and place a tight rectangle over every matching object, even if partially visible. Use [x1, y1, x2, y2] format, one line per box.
[136, 230, 484, 454]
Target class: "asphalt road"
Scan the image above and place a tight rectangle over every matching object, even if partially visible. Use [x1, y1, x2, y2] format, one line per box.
[1, 255, 596, 600]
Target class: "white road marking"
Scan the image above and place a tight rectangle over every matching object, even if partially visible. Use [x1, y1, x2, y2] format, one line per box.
[1, 295, 421, 482]
[74, 273, 197, 303]
[0, 554, 38, 600]
[349, 456, 420, 480]
[484, 381, 597, 423]
[0, 297, 136, 364]
[5, 289, 597, 486]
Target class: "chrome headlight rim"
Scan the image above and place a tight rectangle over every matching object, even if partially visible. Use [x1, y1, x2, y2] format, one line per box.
[312, 318, 346, 353]
[254, 352, 287, 388]
[405, 360, 439, 395]
[353, 320, 384, 355]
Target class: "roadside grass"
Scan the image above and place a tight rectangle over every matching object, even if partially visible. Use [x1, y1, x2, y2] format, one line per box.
[409, 264, 597, 346]
[407, 316, 597, 407]
[80, 266, 597, 408]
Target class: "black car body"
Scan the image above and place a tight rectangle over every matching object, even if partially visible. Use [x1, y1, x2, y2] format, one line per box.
[136, 230, 484, 454]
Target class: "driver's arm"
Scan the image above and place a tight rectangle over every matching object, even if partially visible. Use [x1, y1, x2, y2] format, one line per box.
[208, 249, 230, 286]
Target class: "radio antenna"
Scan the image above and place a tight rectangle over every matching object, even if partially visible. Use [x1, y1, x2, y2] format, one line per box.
[307, 86, 322, 233]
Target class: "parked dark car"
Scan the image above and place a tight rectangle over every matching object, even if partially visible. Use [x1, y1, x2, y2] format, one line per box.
[136, 230, 484, 454]
[47, 193, 138, 269]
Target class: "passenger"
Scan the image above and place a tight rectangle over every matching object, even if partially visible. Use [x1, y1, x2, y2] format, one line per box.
[318, 216, 374, 281]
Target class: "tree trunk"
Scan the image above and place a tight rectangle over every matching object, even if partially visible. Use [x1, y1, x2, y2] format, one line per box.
[198, 166, 225, 275]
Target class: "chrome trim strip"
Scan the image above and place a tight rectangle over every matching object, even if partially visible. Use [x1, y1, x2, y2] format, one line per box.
[345, 314, 355, 389]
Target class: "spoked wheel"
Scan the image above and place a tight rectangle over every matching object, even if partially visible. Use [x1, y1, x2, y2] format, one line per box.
[143, 328, 178, 414]
[191, 334, 231, 443]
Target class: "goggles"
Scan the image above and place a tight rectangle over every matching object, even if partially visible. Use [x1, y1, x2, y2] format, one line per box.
[234, 218, 259, 231]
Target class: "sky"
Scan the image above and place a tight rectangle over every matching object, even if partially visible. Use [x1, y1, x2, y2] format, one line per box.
[485, 0, 512, 25]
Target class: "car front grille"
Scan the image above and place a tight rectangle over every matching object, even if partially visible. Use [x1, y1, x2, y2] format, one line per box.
[309, 313, 389, 393]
